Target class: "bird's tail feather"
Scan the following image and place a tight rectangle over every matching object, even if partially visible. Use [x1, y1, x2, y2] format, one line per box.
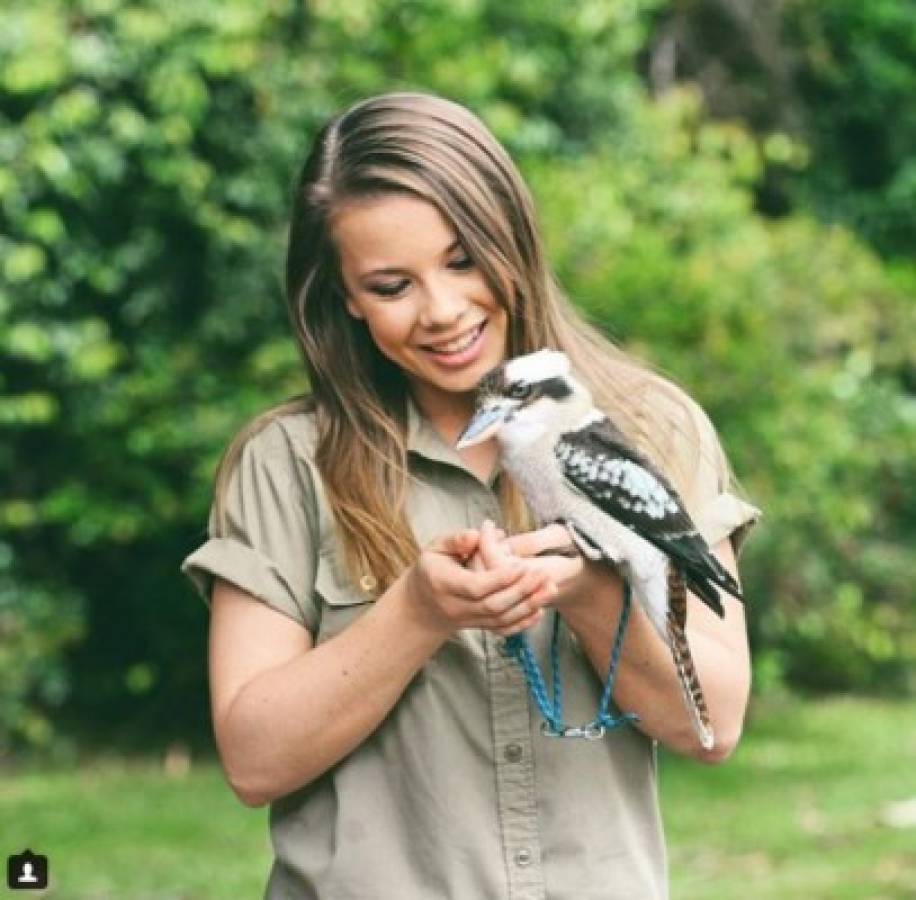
[667, 568, 714, 750]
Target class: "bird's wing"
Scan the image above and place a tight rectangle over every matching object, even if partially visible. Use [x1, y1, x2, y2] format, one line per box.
[555, 416, 742, 614]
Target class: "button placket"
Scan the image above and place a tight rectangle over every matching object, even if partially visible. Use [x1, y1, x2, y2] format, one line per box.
[485, 631, 546, 899]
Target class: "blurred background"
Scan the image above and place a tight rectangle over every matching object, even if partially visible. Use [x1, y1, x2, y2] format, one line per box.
[2, 0, 914, 896]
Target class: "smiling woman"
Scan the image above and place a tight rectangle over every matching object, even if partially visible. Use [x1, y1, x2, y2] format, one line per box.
[179, 91, 760, 900]
[332, 194, 508, 420]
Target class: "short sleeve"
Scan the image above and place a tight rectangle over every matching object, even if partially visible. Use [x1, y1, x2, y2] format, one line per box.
[684, 396, 762, 558]
[180, 418, 321, 633]
[693, 491, 761, 558]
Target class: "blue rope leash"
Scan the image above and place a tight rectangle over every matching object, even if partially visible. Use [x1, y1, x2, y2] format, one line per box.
[503, 580, 639, 740]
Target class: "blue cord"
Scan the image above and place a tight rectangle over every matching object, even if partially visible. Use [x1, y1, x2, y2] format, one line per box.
[503, 580, 639, 739]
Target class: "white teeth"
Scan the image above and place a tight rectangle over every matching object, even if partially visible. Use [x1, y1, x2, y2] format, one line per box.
[426, 323, 483, 354]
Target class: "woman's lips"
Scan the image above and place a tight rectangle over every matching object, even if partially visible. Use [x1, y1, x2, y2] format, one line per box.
[420, 320, 487, 368]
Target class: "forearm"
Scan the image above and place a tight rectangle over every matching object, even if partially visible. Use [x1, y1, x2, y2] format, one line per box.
[559, 573, 750, 762]
[221, 571, 446, 806]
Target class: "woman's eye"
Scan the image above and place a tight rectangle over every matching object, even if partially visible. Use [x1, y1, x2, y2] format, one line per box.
[450, 255, 474, 271]
[371, 280, 409, 297]
[368, 256, 471, 297]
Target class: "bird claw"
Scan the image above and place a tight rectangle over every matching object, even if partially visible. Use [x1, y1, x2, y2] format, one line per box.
[560, 520, 604, 561]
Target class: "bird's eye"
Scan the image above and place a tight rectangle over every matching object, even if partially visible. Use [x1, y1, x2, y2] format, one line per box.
[508, 382, 531, 400]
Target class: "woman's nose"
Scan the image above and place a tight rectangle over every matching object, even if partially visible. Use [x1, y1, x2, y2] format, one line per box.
[418, 278, 469, 329]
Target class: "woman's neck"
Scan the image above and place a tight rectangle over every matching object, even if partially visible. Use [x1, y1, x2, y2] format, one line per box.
[410, 387, 476, 442]
[409, 388, 497, 484]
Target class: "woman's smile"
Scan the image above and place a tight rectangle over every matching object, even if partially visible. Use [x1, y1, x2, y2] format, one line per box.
[419, 319, 488, 366]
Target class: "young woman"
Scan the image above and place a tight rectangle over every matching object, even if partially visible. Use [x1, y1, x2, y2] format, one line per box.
[182, 91, 760, 899]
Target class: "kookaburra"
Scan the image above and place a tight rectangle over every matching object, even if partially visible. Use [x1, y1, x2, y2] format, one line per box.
[456, 349, 744, 750]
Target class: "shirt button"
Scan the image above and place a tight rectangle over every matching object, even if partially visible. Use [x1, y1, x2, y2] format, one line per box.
[515, 848, 533, 867]
[504, 742, 523, 763]
[359, 574, 377, 592]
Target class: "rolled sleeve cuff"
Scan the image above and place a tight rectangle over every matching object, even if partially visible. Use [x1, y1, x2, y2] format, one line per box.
[694, 492, 762, 558]
[180, 538, 317, 633]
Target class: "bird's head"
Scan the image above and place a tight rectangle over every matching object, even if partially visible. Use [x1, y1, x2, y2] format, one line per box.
[456, 349, 594, 450]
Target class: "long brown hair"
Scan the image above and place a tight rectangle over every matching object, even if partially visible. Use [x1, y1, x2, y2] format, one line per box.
[213, 91, 734, 596]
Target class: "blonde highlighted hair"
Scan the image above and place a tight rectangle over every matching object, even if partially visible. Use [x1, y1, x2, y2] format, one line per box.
[213, 92, 734, 595]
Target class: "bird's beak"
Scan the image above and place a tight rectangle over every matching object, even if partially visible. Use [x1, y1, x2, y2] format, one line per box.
[456, 403, 510, 449]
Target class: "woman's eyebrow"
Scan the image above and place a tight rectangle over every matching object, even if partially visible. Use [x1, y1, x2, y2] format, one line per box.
[361, 239, 462, 278]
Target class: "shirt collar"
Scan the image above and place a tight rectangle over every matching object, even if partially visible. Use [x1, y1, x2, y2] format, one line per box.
[406, 394, 500, 490]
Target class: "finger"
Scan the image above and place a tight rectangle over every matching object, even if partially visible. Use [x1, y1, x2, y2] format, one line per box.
[503, 523, 578, 559]
[477, 519, 514, 570]
[475, 567, 550, 618]
[499, 553, 573, 589]
[468, 573, 558, 631]
[511, 577, 559, 614]
[459, 558, 527, 600]
[525, 555, 583, 587]
[428, 529, 480, 559]
[496, 607, 545, 637]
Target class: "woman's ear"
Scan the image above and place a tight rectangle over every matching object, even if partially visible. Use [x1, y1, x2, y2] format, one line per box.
[345, 295, 364, 320]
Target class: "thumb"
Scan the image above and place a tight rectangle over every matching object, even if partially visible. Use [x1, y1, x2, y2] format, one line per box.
[429, 529, 479, 557]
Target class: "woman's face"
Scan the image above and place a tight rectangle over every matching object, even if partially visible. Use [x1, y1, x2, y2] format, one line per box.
[332, 193, 508, 419]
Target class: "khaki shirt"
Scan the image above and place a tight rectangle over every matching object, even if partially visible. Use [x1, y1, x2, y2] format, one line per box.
[181, 396, 761, 900]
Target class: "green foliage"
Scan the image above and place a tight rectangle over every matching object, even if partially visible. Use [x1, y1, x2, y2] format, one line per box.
[644, 0, 916, 258]
[528, 87, 915, 694]
[784, 0, 916, 258]
[1, 0, 913, 751]
[0, 570, 83, 753]
[1, 0, 317, 750]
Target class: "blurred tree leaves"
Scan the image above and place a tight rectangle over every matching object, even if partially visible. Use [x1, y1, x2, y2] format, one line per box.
[531, 86, 914, 695]
[1, 0, 913, 752]
[644, 0, 916, 258]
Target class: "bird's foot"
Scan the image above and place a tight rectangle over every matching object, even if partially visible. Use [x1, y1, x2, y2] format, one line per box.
[559, 519, 603, 561]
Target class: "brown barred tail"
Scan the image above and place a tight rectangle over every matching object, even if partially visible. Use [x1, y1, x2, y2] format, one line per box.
[667, 567, 714, 750]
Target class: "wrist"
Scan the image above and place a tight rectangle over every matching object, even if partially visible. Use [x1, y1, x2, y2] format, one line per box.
[383, 567, 453, 649]
[559, 563, 624, 626]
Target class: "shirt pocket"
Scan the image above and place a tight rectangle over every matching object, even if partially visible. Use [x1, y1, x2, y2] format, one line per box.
[313, 547, 374, 645]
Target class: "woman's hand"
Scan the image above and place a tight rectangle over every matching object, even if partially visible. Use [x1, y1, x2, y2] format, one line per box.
[469, 521, 622, 613]
[402, 527, 557, 640]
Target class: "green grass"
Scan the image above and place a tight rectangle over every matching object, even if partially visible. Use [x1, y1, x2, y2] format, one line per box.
[2, 696, 915, 898]
[662, 695, 916, 899]
[2, 759, 269, 899]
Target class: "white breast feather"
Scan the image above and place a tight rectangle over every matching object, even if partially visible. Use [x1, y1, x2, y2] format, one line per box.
[501, 436, 672, 643]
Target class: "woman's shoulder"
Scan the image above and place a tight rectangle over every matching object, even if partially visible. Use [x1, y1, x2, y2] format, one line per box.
[257, 401, 319, 453]
[220, 396, 320, 485]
